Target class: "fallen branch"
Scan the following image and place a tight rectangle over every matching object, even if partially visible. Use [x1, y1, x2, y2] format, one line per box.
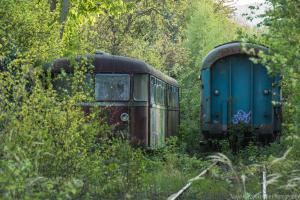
[167, 162, 217, 200]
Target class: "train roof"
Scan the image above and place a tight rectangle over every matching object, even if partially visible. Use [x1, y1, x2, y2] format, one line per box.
[50, 54, 178, 86]
[202, 42, 269, 70]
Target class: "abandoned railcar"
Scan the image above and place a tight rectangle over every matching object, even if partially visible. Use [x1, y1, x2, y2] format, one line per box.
[200, 42, 282, 139]
[50, 53, 180, 148]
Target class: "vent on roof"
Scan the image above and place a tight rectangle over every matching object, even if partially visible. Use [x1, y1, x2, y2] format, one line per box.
[95, 50, 109, 55]
[214, 41, 241, 49]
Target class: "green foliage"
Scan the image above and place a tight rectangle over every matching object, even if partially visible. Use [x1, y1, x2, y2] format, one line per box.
[82, 0, 190, 75]
[179, 0, 238, 154]
[5, 0, 300, 198]
[227, 123, 254, 153]
[237, 0, 300, 194]
[0, 0, 208, 199]
[183, 179, 232, 199]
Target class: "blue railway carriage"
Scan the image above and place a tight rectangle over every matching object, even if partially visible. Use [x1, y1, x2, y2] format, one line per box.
[200, 42, 282, 139]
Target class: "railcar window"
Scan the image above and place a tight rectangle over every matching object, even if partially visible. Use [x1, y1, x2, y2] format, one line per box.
[53, 72, 94, 95]
[174, 87, 179, 107]
[83, 73, 94, 94]
[155, 80, 161, 104]
[167, 85, 179, 108]
[133, 74, 149, 101]
[160, 82, 166, 105]
[151, 77, 156, 104]
[150, 76, 166, 106]
[95, 74, 130, 101]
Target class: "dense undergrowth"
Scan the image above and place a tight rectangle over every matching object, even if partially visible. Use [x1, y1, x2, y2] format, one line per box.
[1, 0, 300, 199]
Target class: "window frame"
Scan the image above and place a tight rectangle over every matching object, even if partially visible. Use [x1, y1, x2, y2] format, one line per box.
[95, 73, 131, 102]
[167, 85, 179, 108]
[150, 75, 167, 106]
[133, 73, 149, 102]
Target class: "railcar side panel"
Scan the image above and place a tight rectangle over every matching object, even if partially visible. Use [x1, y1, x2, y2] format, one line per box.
[167, 85, 179, 137]
[150, 106, 166, 148]
[167, 109, 179, 137]
[201, 68, 211, 125]
[130, 106, 149, 146]
[211, 58, 229, 130]
[150, 76, 167, 148]
[253, 62, 273, 128]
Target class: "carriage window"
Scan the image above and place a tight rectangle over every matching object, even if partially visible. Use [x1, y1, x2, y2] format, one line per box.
[53, 72, 94, 96]
[174, 87, 179, 107]
[95, 74, 130, 101]
[150, 76, 166, 106]
[155, 80, 161, 104]
[168, 85, 179, 108]
[134, 74, 149, 101]
[151, 77, 156, 104]
[160, 82, 166, 105]
[83, 73, 94, 94]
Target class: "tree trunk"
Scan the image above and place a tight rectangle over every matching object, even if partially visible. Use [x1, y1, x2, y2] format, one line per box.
[60, 0, 70, 38]
[49, 0, 57, 11]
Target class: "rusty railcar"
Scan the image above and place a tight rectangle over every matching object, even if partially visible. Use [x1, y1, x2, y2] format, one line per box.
[50, 53, 180, 148]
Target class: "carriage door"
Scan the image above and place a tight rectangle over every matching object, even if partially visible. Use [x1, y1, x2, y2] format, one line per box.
[211, 58, 229, 129]
[230, 55, 252, 125]
[150, 76, 166, 148]
[212, 55, 273, 127]
[253, 62, 273, 127]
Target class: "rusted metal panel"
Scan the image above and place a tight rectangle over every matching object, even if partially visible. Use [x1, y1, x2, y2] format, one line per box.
[167, 109, 179, 137]
[130, 106, 148, 147]
[83, 104, 149, 146]
[82, 105, 130, 137]
[254, 124, 273, 134]
[203, 123, 274, 136]
[202, 123, 227, 135]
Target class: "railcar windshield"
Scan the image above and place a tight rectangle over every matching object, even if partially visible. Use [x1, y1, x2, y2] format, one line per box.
[95, 74, 130, 101]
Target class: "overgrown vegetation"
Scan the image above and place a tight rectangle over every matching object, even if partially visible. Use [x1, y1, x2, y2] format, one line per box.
[1, 0, 300, 199]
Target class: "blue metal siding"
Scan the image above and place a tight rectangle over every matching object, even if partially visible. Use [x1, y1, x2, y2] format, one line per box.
[201, 42, 282, 136]
[211, 59, 229, 125]
[201, 68, 211, 124]
[253, 62, 273, 126]
[230, 55, 252, 125]
[206, 55, 275, 128]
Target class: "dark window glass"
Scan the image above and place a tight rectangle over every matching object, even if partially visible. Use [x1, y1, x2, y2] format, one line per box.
[83, 73, 94, 94]
[133, 74, 149, 101]
[95, 74, 130, 101]
[160, 81, 166, 105]
[168, 85, 179, 108]
[155, 80, 160, 104]
[174, 87, 179, 107]
[151, 76, 156, 104]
